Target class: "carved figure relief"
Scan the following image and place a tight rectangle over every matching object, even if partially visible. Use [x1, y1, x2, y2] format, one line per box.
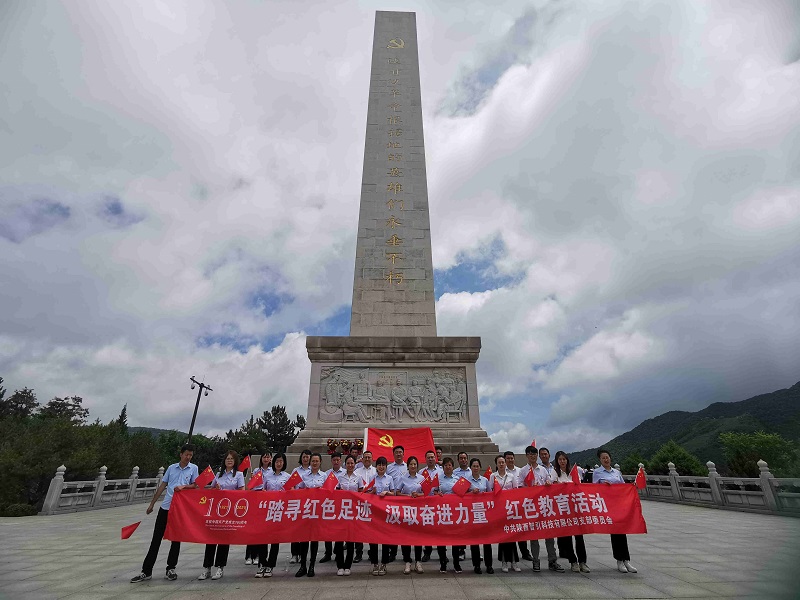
[318, 367, 468, 424]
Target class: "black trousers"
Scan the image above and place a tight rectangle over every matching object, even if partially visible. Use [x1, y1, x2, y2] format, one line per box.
[290, 541, 300, 556]
[497, 542, 516, 562]
[401, 545, 422, 562]
[298, 541, 318, 566]
[142, 508, 180, 576]
[470, 544, 492, 568]
[245, 544, 258, 560]
[610, 534, 630, 561]
[435, 546, 448, 565]
[355, 542, 363, 556]
[335, 541, 354, 569]
[452, 546, 464, 566]
[557, 536, 587, 564]
[203, 544, 230, 568]
[324, 541, 333, 556]
[255, 544, 279, 568]
[368, 543, 391, 565]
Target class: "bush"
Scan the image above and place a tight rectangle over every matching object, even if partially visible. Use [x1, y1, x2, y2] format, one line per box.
[648, 440, 706, 476]
[1, 503, 37, 517]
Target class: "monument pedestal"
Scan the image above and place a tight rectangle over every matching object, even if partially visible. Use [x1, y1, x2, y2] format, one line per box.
[288, 336, 498, 456]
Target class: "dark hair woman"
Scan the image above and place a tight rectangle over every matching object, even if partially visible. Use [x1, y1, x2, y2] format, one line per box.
[593, 449, 637, 573]
[553, 451, 589, 573]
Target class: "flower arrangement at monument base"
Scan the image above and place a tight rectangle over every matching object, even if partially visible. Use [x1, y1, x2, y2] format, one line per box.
[326, 438, 338, 454]
[354, 438, 364, 451]
[340, 439, 352, 453]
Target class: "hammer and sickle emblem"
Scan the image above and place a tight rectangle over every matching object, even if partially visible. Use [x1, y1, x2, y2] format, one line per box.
[378, 434, 394, 448]
[387, 38, 404, 49]
[199, 496, 207, 505]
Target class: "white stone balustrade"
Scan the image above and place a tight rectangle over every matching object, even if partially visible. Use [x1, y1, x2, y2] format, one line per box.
[39, 465, 165, 515]
[621, 459, 800, 517]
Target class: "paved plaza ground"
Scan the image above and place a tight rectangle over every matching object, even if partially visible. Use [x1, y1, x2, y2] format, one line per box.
[0, 500, 798, 599]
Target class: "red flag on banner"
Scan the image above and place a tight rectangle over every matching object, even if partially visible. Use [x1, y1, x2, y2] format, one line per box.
[121, 521, 141, 539]
[239, 455, 251, 473]
[452, 477, 471, 497]
[493, 478, 502, 494]
[524, 468, 534, 487]
[483, 466, 492, 479]
[363, 477, 375, 492]
[365, 427, 436, 463]
[283, 470, 303, 490]
[421, 477, 433, 496]
[247, 470, 263, 490]
[635, 466, 647, 490]
[195, 465, 215, 489]
[570, 464, 581, 484]
[323, 471, 339, 492]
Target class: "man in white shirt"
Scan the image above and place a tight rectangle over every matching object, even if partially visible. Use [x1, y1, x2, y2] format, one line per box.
[419, 449, 444, 562]
[384, 445, 407, 563]
[320, 452, 345, 563]
[454, 451, 471, 478]
[518, 446, 564, 574]
[353, 450, 377, 563]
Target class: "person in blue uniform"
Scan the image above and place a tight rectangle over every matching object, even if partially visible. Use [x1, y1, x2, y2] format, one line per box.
[593, 448, 637, 574]
[466, 458, 493, 574]
[296, 452, 326, 577]
[396, 456, 426, 574]
[255, 452, 291, 578]
[366, 456, 395, 575]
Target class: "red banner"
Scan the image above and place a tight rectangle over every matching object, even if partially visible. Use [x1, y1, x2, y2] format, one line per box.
[165, 484, 646, 546]
[365, 427, 436, 463]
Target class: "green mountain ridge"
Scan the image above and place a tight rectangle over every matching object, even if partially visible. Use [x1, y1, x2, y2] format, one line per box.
[569, 381, 800, 470]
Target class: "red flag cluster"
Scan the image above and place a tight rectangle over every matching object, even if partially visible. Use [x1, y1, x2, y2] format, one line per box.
[246, 470, 263, 490]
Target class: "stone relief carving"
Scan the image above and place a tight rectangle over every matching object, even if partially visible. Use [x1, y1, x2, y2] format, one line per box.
[318, 367, 468, 424]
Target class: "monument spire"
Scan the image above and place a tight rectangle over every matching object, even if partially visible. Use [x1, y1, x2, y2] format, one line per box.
[350, 11, 437, 336]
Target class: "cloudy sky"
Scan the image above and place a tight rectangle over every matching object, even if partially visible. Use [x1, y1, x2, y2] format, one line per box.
[1, 0, 798, 454]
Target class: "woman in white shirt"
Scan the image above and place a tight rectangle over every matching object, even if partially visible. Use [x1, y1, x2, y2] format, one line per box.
[396, 456, 426, 574]
[553, 451, 589, 573]
[592, 448, 637, 574]
[254, 452, 290, 578]
[366, 456, 395, 575]
[467, 458, 493, 574]
[198, 451, 245, 581]
[289, 450, 312, 565]
[334, 456, 362, 576]
[296, 452, 326, 578]
[490, 455, 520, 573]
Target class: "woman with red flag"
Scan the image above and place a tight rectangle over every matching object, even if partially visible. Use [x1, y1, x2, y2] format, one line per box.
[490, 455, 519, 573]
[435, 457, 463, 574]
[396, 456, 426, 574]
[554, 451, 590, 573]
[248, 452, 271, 569]
[254, 452, 290, 578]
[333, 455, 362, 576]
[467, 458, 493, 575]
[593, 448, 637, 574]
[288, 450, 312, 564]
[198, 451, 245, 582]
[366, 456, 395, 575]
[296, 452, 326, 577]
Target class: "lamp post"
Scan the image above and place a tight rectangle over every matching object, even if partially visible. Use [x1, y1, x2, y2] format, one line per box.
[187, 376, 213, 444]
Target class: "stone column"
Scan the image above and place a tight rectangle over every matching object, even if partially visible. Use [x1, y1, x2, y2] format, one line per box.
[92, 466, 108, 508]
[40, 465, 67, 515]
[127, 466, 140, 503]
[758, 459, 778, 512]
[706, 461, 724, 506]
[667, 462, 681, 500]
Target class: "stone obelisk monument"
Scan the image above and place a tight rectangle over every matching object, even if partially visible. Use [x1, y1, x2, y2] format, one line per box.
[289, 11, 497, 457]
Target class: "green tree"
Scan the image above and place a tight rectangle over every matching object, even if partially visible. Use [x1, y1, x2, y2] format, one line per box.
[0, 377, 5, 402]
[257, 405, 306, 452]
[227, 415, 268, 456]
[648, 440, 705, 476]
[0, 387, 39, 419]
[116, 404, 129, 433]
[620, 452, 648, 475]
[39, 396, 89, 424]
[719, 430, 798, 477]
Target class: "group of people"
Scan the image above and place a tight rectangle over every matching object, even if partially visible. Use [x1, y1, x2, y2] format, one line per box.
[130, 443, 638, 584]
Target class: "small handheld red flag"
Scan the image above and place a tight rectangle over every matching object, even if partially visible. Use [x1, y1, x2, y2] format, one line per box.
[283, 470, 303, 490]
[362, 477, 375, 492]
[422, 469, 430, 480]
[239, 455, 251, 473]
[493, 477, 502, 493]
[570, 464, 581, 484]
[195, 465, 215, 489]
[524, 468, 534, 487]
[420, 477, 433, 496]
[323, 471, 339, 492]
[121, 521, 141, 539]
[247, 470, 263, 490]
[430, 473, 439, 489]
[483, 466, 492, 479]
[635, 466, 647, 490]
[452, 476, 471, 497]
[531, 438, 536, 449]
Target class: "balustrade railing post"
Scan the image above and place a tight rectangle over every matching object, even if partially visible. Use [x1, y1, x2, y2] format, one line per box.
[758, 460, 778, 512]
[668, 462, 681, 500]
[706, 461, 724, 506]
[40, 465, 67, 515]
[127, 466, 140, 502]
[92, 466, 108, 508]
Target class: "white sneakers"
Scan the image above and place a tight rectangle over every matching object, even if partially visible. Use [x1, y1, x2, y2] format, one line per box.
[624, 561, 637, 573]
[198, 568, 210, 580]
[211, 567, 223, 580]
[403, 562, 412, 574]
[512, 562, 521, 572]
[501, 561, 509, 573]
[344, 569, 351, 576]
[245, 557, 253, 565]
[617, 560, 628, 573]
[372, 564, 380, 576]
[336, 568, 344, 576]
[580, 563, 591, 573]
[415, 561, 424, 573]
[571, 563, 580, 572]
[378, 564, 387, 576]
